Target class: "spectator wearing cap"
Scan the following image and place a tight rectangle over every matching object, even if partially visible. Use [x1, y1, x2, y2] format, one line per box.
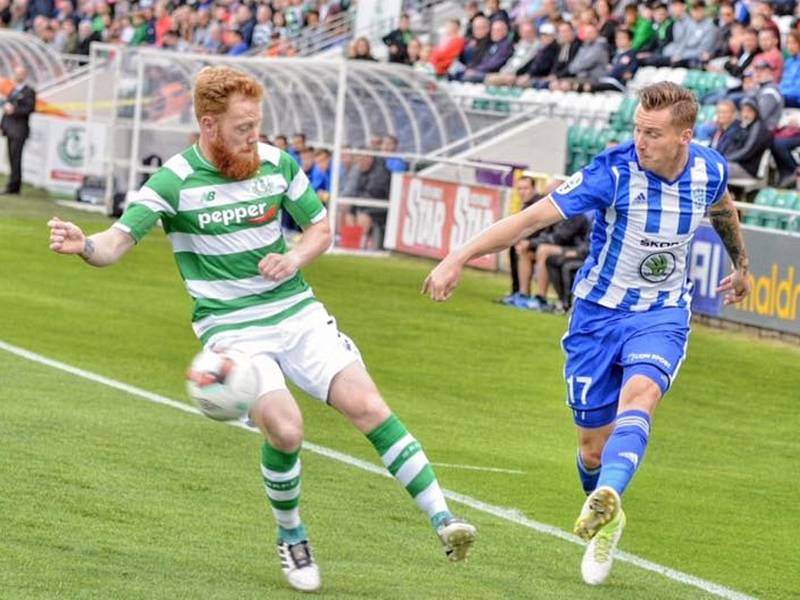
[754, 29, 783, 82]
[533, 21, 581, 88]
[514, 22, 559, 87]
[751, 59, 784, 130]
[724, 96, 771, 179]
[484, 20, 540, 86]
[429, 19, 465, 76]
[780, 31, 800, 108]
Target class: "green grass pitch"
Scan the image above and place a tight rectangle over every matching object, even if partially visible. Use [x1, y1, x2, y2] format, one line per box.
[1, 192, 798, 598]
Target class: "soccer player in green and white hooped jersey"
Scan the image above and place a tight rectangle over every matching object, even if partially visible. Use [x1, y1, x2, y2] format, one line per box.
[47, 65, 476, 593]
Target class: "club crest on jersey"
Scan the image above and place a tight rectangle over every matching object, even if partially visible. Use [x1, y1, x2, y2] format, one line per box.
[691, 186, 706, 208]
[251, 174, 286, 197]
[639, 251, 677, 283]
[555, 172, 583, 195]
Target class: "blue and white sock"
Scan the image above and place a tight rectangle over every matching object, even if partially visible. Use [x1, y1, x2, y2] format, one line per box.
[576, 452, 601, 495]
[596, 410, 651, 495]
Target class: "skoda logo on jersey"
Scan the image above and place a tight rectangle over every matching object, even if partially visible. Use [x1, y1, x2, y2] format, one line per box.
[639, 251, 676, 283]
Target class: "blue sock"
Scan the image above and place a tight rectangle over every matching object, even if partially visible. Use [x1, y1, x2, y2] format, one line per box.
[576, 452, 601, 494]
[596, 410, 651, 496]
[431, 510, 452, 530]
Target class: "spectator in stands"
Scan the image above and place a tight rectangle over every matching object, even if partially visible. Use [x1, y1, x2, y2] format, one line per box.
[405, 38, 423, 67]
[595, 0, 617, 51]
[463, 0, 485, 39]
[534, 21, 580, 89]
[484, 0, 510, 26]
[462, 18, 514, 82]
[722, 25, 760, 79]
[312, 148, 332, 202]
[712, 1, 737, 58]
[750, 60, 784, 130]
[226, 28, 249, 56]
[299, 147, 318, 180]
[235, 4, 255, 47]
[413, 42, 436, 76]
[273, 135, 288, 151]
[553, 22, 608, 91]
[429, 19, 465, 76]
[709, 99, 745, 155]
[343, 152, 391, 249]
[755, 28, 783, 81]
[636, 2, 673, 65]
[351, 36, 376, 61]
[485, 20, 540, 86]
[666, 0, 717, 68]
[780, 31, 800, 107]
[753, 0, 781, 41]
[75, 18, 100, 54]
[544, 235, 590, 312]
[53, 18, 77, 53]
[453, 14, 491, 79]
[382, 135, 408, 173]
[724, 96, 772, 179]
[383, 13, 413, 64]
[514, 22, 558, 87]
[249, 6, 272, 47]
[623, 4, 654, 52]
[770, 113, 800, 188]
[369, 135, 383, 151]
[581, 27, 638, 92]
[287, 133, 306, 163]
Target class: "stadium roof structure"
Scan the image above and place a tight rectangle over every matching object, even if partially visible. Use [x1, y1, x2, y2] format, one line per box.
[124, 50, 471, 155]
[0, 30, 67, 88]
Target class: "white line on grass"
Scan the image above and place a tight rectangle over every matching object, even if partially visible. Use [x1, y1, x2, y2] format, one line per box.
[0, 340, 755, 600]
[431, 462, 525, 475]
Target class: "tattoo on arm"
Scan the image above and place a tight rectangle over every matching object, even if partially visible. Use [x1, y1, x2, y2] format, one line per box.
[80, 238, 95, 260]
[709, 202, 748, 272]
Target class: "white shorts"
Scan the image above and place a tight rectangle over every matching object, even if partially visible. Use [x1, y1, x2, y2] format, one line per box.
[206, 303, 363, 402]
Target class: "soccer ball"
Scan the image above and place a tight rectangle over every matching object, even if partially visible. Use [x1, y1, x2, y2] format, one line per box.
[186, 348, 259, 421]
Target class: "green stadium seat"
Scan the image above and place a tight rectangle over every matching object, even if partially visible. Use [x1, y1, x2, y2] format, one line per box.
[609, 97, 637, 131]
[744, 188, 779, 226]
[771, 191, 799, 229]
[683, 69, 702, 93]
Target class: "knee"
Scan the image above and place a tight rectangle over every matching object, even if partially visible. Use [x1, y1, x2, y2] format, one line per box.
[267, 420, 304, 452]
[349, 391, 390, 430]
[619, 376, 662, 414]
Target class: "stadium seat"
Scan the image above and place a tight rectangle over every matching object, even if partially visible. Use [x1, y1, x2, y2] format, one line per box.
[631, 66, 658, 89]
[697, 104, 716, 124]
[744, 187, 779, 226]
[665, 67, 687, 85]
[769, 191, 800, 230]
[609, 96, 638, 132]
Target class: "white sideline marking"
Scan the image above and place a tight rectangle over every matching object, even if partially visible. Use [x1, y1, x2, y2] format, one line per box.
[0, 340, 755, 600]
[431, 462, 525, 475]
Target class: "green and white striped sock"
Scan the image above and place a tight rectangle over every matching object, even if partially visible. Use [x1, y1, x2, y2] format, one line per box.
[261, 441, 306, 544]
[367, 414, 450, 527]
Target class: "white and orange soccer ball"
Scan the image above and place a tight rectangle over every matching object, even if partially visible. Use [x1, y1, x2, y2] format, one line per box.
[186, 349, 259, 421]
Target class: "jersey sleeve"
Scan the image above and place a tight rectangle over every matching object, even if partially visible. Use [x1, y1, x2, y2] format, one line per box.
[708, 155, 729, 205]
[281, 154, 327, 228]
[549, 153, 616, 218]
[114, 169, 179, 242]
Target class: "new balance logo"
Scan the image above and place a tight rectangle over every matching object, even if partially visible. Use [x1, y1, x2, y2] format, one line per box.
[619, 452, 639, 468]
[201, 191, 216, 202]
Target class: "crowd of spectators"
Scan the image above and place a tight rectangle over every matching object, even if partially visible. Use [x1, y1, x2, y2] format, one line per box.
[0, 0, 351, 57]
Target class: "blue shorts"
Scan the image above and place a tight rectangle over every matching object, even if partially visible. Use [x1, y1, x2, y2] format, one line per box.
[561, 299, 690, 429]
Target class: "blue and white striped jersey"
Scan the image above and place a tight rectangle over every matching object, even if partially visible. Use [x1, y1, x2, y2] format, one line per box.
[550, 141, 728, 312]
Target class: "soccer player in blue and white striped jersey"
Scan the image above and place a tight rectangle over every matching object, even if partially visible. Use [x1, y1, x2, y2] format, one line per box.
[424, 82, 751, 585]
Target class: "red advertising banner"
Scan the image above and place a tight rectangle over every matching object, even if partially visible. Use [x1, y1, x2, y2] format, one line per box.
[385, 175, 504, 270]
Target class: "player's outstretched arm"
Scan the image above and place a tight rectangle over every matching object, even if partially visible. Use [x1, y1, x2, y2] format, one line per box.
[259, 217, 332, 281]
[709, 190, 751, 305]
[422, 196, 564, 302]
[48, 217, 135, 267]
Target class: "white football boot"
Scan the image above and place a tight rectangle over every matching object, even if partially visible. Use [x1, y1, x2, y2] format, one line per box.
[573, 485, 621, 541]
[436, 516, 477, 562]
[277, 540, 321, 592]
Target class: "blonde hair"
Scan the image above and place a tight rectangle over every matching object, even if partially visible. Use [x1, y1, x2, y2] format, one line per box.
[193, 65, 263, 120]
[638, 82, 698, 131]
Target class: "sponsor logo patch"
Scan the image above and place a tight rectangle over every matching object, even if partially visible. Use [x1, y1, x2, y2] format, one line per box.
[555, 171, 583, 195]
[639, 251, 677, 283]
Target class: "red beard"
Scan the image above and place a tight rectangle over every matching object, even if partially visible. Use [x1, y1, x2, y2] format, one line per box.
[208, 134, 260, 180]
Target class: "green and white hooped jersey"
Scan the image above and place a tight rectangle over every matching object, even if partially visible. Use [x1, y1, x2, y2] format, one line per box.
[114, 143, 326, 344]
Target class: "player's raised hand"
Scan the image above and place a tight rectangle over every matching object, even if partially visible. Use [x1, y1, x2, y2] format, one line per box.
[422, 258, 462, 302]
[259, 252, 300, 281]
[48, 217, 86, 254]
[716, 269, 750, 305]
